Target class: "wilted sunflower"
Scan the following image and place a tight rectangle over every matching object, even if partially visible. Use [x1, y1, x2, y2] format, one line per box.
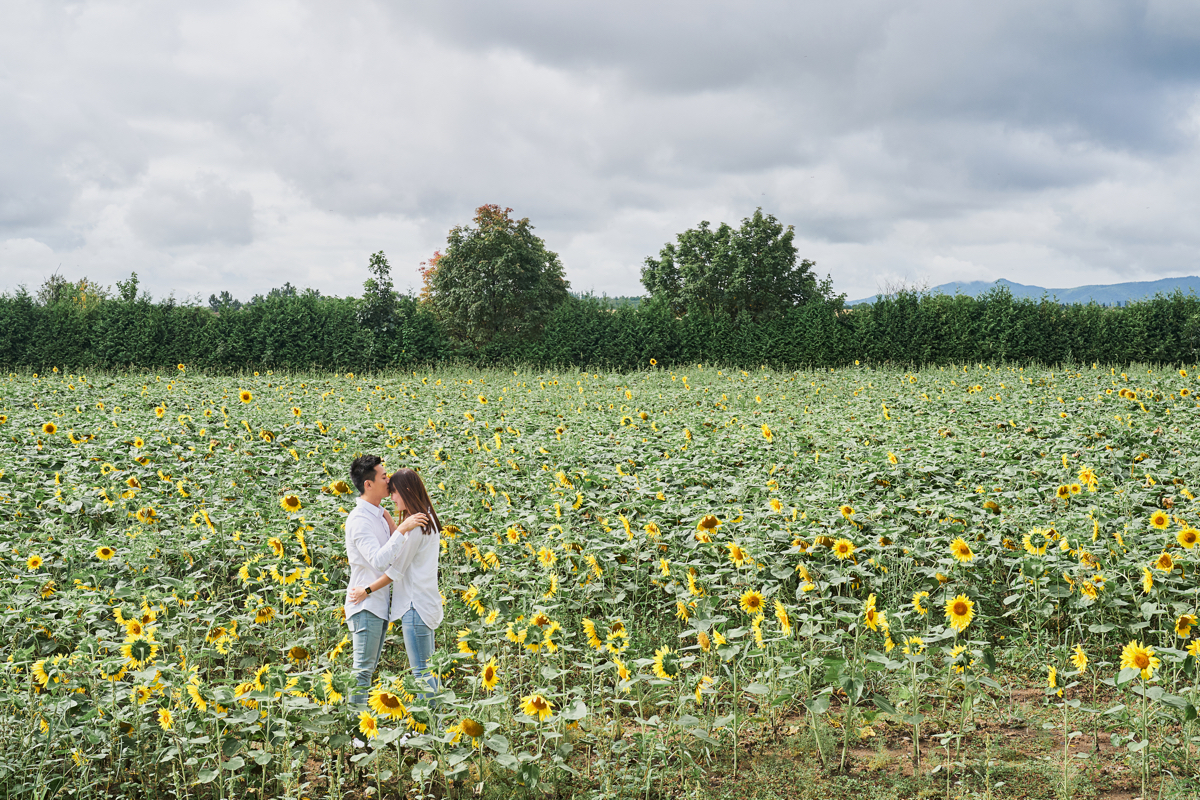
[1120, 640, 1160, 680]
[1150, 510, 1170, 530]
[949, 537, 974, 563]
[739, 589, 765, 616]
[945, 594, 975, 633]
[520, 694, 554, 722]
[832, 538, 855, 560]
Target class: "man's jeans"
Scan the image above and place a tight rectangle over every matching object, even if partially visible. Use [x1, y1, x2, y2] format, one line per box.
[348, 609, 387, 705]
[401, 606, 439, 706]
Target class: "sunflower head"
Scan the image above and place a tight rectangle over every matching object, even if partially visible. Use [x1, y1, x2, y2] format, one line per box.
[697, 514, 721, 532]
[1150, 511, 1170, 530]
[1179, 528, 1199, 549]
[26, 555, 43, 571]
[239, 390, 253, 404]
[1155, 552, 1175, 572]
[1055, 485, 1071, 500]
[739, 589, 765, 616]
[280, 495, 301, 512]
[832, 538, 855, 560]
[41, 422, 57, 435]
[945, 594, 975, 633]
[481, 658, 500, 691]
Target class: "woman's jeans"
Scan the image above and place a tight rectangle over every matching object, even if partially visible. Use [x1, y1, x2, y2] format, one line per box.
[348, 609, 387, 705]
[401, 606, 439, 706]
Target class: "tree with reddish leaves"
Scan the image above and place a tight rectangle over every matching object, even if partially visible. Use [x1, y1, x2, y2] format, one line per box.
[428, 205, 569, 347]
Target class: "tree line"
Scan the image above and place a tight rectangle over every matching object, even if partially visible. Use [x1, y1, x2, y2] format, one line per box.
[3, 206, 1199, 371]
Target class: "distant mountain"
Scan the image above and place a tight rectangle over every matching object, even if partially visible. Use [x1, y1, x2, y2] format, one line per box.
[847, 276, 1200, 306]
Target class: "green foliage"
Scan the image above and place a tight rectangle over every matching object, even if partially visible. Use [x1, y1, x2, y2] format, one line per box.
[3, 272, 1200, 372]
[429, 205, 570, 347]
[642, 208, 837, 320]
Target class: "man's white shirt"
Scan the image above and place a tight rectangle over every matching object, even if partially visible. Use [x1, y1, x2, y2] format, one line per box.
[343, 496, 442, 628]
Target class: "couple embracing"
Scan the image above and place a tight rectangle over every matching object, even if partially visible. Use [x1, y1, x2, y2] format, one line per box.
[343, 455, 442, 708]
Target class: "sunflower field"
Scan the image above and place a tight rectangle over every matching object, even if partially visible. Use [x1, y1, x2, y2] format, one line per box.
[4, 362, 1200, 799]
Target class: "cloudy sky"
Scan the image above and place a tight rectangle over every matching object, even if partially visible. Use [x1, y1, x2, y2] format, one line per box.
[3, 1, 1200, 303]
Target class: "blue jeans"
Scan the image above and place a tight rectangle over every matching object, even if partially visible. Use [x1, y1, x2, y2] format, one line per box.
[348, 610, 387, 705]
[401, 606, 439, 705]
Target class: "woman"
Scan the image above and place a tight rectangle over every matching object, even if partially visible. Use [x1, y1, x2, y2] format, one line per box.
[348, 468, 443, 704]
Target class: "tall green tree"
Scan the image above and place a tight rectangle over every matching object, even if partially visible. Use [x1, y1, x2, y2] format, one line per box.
[429, 205, 569, 347]
[641, 208, 837, 320]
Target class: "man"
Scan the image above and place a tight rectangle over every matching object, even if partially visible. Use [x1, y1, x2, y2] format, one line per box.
[343, 454, 427, 704]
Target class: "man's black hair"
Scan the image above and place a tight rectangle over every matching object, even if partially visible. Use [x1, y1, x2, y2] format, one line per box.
[349, 454, 383, 495]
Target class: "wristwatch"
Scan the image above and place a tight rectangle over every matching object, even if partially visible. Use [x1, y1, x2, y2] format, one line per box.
[364, 586, 372, 596]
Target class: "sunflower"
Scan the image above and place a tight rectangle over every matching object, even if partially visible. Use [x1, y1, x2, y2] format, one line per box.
[287, 645, 310, 664]
[1055, 485, 1071, 500]
[268, 537, 285, 557]
[1081, 581, 1099, 600]
[275, 494, 302, 514]
[253, 604, 276, 624]
[154, 406, 165, 418]
[727, 542, 749, 567]
[1070, 645, 1088, 673]
[358, 712, 379, 739]
[481, 658, 500, 691]
[1150, 510, 1170, 530]
[832, 538, 855, 560]
[694, 675, 715, 704]
[290, 406, 302, 417]
[949, 537, 974, 563]
[1023, 529, 1048, 556]
[739, 589, 765, 616]
[774, 599, 792, 636]
[450, 717, 486, 747]
[652, 647, 679, 680]
[697, 630, 712, 652]
[121, 638, 159, 669]
[1154, 552, 1175, 572]
[944, 594, 975, 633]
[125, 476, 141, 489]
[536, 547, 556, 568]
[329, 480, 352, 495]
[239, 390, 253, 404]
[863, 594, 880, 631]
[1176, 614, 1197, 638]
[157, 708, 173, 730]
[31, 660, 50, 687]
[696, 514, 722, 534]
[186, 682, 208, 712]
[613, 658, 631, 682]
[761, 424, 773, 442]
[26, 554, 43, 571]
[1120, 640, 1160, 680]
[41, 422, 57, 435]
[839, 504, 855, 519]
[1178, 528, 1199, 549]
[582, 619, 604, 650]
[912, 591, 930, 615]
[135, 507, 157, 525]
[368, 686, 407, 719]
[281, 587, 308, 607]
[768, 498, 783, 513]
[520, 694, 554, 722]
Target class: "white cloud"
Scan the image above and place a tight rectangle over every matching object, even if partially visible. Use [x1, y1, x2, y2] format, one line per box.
[1, 0, 1199, 304]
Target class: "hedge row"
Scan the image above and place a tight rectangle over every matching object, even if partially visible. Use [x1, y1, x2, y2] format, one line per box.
[2, 286, 1198, 372]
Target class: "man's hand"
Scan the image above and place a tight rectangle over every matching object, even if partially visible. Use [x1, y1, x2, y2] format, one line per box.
[348, 586, 368, 604]
[396, 512, 430, 535]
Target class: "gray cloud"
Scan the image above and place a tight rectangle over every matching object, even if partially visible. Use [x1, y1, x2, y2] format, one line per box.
[1, 0, 1199, 304]
[127, 175, 254, 248]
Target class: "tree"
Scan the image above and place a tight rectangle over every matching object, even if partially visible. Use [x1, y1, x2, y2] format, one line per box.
[429, 205, 569, 347]
[641, 208, 838, 320]
[208, 290, 242, 313]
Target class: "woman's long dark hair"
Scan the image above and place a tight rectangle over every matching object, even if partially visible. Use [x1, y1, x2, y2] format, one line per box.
[387, 468, 440, 533]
